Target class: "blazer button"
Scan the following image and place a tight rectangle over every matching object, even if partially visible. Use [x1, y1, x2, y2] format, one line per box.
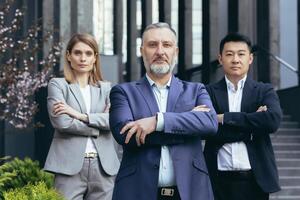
[154, 164, 159, 169]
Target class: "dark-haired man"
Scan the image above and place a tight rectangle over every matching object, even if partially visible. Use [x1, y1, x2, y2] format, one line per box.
[204, 33, 282, 200]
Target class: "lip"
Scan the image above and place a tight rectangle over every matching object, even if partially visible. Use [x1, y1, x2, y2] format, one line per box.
[78, 64, 88, 67]
[153, 59, 167, 64]
[230, 66, 240, 70]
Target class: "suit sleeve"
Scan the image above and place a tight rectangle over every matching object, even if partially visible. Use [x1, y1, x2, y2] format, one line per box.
[47, 79, 98, 137]
[163, 84, 218, 136]
[86, 82, 111, 131]
[223, 84, 282, 134]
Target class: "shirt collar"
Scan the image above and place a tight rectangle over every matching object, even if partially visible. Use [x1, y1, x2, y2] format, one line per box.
[225, 75, 247, 91]
[146, 73, 172, 89]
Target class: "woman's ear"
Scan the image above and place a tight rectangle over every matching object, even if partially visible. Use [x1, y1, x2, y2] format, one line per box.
[66, 51, 71, 61]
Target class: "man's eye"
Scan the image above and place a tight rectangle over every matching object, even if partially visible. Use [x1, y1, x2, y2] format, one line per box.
[163, 43, 172, 48]
[148, 43, 157, 47]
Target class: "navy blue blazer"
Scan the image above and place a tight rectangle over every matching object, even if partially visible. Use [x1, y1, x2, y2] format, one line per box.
[204, 77, 282, 193]
[109, 76, 218, 200]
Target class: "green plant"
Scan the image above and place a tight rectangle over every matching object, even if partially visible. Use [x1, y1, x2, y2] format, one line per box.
[3, 181, 65, 200]
[0, 157, 54, 199]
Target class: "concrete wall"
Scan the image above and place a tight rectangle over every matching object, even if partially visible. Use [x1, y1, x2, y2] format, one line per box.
[279, 0, 298, 89]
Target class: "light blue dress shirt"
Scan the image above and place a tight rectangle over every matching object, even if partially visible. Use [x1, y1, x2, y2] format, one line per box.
[146, 74, 176, 187]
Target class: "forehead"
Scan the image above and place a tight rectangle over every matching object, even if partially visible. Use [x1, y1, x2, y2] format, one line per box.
[143, 28, 176, 43]
[222, 41, 250, 52]
[72, 42, 93, 51]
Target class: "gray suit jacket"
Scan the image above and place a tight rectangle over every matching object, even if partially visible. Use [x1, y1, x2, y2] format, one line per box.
[44, 78, 120, 176]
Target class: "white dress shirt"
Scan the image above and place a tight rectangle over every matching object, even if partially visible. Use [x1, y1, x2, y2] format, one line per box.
[146, 74, 176, 187]
[217, 75, 251, 171]
[79, 85, 97, 154]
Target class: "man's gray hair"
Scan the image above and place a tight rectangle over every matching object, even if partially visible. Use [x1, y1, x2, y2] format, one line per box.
[142, 22, 177, 44]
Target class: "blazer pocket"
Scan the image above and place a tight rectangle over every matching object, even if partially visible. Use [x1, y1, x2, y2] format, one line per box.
[192, 158, 209, 175]
[115, 164, 136, 183]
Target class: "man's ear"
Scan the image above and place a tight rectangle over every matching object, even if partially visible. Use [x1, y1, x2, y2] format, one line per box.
[249, 53, 254, 65]
[140, 46, 144, 56]
[218, 54, 222, 65]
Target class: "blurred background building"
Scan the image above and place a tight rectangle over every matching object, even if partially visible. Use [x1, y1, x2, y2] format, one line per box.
[0, 0, 299, 199]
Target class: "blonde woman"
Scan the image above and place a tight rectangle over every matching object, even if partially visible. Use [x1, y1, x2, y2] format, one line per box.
[44, 33, 120, 200]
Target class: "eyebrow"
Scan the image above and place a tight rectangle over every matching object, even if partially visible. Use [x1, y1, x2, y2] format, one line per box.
[224, 49, 247, 53]
[146, 40, 175, 44]
[72, 49, 94, 52]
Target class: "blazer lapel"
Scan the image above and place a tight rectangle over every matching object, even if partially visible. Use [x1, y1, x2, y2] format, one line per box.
[214, 78, 229, 113]
[136, 77, 160, 115]
[90, 85, 100, 113]
[69, 83, 87, 113]
[241, 78, 256, 112]
[166, 76, 183, 112]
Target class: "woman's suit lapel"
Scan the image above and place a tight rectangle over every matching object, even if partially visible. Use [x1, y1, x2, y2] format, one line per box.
[69, 83, 87, 113]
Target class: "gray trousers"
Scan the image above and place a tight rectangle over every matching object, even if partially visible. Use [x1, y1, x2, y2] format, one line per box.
[54, 157, 115, 200]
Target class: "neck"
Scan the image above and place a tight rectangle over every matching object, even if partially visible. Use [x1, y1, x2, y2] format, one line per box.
[226, 75, 245, 90]
[147, 72, 172, 87]
[74, 72, 89, 88]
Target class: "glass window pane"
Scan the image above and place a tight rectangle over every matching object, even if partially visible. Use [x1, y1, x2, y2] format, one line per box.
[93, 0, 113, 55]
[192, 0, 202, 65]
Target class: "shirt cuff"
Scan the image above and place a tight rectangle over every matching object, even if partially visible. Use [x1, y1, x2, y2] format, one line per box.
[156, 112, 164, 131]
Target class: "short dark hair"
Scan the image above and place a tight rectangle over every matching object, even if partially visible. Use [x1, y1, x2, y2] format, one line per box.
[219, 33, 252, 54]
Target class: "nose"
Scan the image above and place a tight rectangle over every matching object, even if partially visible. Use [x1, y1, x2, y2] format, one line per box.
[155, 43, 165, 55]
[232, 53, 239, 63]
[80, 54, 86, 62]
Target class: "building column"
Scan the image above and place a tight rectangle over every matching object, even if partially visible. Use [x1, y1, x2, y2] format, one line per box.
[126, 0, 139, 81]
[114, 0, 124, 82]
[269, 0, 280, 89]
[178, 0, 193, 80]
[159, 0, 171, 24]
[256, 0, 270, 82]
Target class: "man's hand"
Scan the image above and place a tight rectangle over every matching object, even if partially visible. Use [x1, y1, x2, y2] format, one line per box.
[53, 101, 88, 122]
[257, 105, 267, 112]
[192, 105, 211, 112]
[120, 116, 156, 146]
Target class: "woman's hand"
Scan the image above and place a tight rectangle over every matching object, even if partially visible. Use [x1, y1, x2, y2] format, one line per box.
[53, 101, 88, 122]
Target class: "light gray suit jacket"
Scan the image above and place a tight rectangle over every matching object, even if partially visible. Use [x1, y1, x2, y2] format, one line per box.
[44, 78, 120, 176]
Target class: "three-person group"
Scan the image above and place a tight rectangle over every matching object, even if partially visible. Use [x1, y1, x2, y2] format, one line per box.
[44, 22, 282, 200]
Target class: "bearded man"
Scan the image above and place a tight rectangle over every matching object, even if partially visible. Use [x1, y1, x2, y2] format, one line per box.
[109, 22, 218, 200]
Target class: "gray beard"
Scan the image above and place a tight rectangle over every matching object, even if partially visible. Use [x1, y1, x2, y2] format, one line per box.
[150, 64, 172, 75]
[148, 57, 177, 75]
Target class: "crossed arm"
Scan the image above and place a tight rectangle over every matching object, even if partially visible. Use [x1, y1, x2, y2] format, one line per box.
[120, 105, 211, 146]
[47, 79, 110, 136]
[109, 85, 218, 147]
[209, 85, 282, 143]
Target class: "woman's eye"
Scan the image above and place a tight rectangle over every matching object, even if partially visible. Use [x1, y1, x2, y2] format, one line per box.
[73, 50, 82, 55]
[86, 51, 94, 56]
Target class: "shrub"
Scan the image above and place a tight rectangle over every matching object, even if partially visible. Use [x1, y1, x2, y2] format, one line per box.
[3, 181, 65, 200]
[0, 157, 54, 199]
